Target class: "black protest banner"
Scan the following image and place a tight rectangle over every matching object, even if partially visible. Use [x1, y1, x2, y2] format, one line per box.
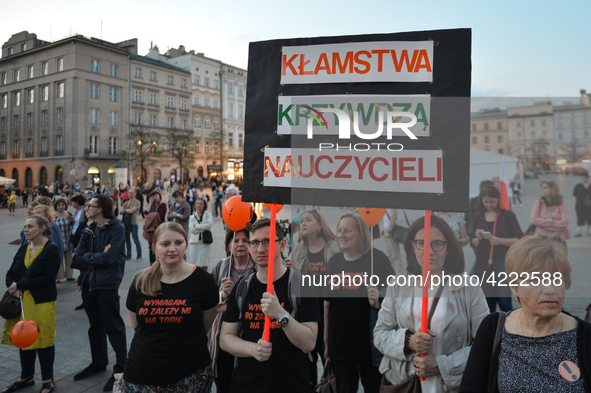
[242, 28, 471, 212]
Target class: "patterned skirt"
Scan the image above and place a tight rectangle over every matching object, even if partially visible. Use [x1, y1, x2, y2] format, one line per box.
[122, 365, 213, 393]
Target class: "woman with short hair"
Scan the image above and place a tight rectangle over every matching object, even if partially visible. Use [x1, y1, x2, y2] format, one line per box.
[530, 180, 571, 245]
[460, 236, 591, 392]
[53, 198, 75, 282]
[167, 190, 191, 235]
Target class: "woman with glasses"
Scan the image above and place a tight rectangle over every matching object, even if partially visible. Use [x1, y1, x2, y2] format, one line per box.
[471, 186, 523, 313]
[286, 210, 339, 387]
[529, 180, 571, 245]
[324, 213, 395, 393]
[374, 215, 489, 393]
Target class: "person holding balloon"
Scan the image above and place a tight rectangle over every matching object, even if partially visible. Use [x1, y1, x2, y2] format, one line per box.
[189, 197, 213, 271]
[374, 215, 489, 393]
[324, 212, 395, 393]
[2, 215, 61, 393]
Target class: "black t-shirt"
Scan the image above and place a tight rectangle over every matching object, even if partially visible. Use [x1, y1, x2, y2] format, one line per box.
[223, 268, 320, 393]
[574, 183, 591, 208]
[124, 266, 219, 386]
[300, 247, 327, 276]
[325, 249, 394, 363]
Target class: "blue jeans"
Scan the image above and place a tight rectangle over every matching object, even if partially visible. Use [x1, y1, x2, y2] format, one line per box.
[126, 224, 142, 258]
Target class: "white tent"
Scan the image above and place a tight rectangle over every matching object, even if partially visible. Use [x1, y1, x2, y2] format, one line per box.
[469, 148, 520, 198]
[0, 176, 16, 186]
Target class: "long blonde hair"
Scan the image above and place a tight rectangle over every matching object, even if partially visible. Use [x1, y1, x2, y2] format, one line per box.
[135, 222, 188, 297]
[34, 205, 55, 222]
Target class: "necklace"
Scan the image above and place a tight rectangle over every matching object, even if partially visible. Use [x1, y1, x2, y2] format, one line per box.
[519, 309, 563, 337]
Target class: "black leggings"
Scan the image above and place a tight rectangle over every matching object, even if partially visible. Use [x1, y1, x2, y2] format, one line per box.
[512, 191, 522, 204]
[20, 346, 55, 381]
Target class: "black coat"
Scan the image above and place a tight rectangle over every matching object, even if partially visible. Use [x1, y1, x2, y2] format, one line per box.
[6, 241, 61, 304]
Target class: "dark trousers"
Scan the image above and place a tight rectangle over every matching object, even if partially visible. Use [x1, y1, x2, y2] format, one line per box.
[332, 360, 381, 393]
[81, 285, 127, 373]
[512, 191, 522, 205]
[20, 346, 55, 381]
[214, 348, 234, 393]
[125, 224, 142, 258]
[487, 297, 512, 313]
[214, 201, 223, 217]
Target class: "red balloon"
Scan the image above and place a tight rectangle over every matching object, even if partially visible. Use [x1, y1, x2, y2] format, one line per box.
[359, 207, 387, 227]
[10, 319, 39, 348]
[223, 196, 252, 231]
[264, 203, 283, 212]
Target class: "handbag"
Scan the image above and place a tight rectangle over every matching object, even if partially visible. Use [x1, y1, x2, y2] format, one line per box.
[314, 359, 336, 393]
[202, 230, 213, 244]
[0, 291, 21, 320]
[379, 285, 445, 393]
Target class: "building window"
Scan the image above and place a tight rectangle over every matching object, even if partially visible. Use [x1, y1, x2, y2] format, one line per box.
[56, 135, 63, 153]
[471, 124, 476, 131]
[134, 113, 142, 125]
[57, 58, 63, 72]
[497, 122, 502, 130]
[150, 71, 156, 81]
[228, 103, 233, 117]
[516, 131, 522, 140]
[57, 82, 64, 98]
[21, 44, 26, 52]
[13, 91, 20, 107]
[14, 115, 20, 130]
[91, 60, 100, 73]
[498, 148, 504, 154]
[516, 120, 521, 127]
[572, 130, 577, 138]
[483, 123, 489, 131]
[57, 108, 63, 124]
[213, 101, 219, 108]
[27, 138, 33, 156]
[1, 94, 5, 108]
[149, 93, 157, 105]
[238, 104, 243, 119]
[181, 78, 187, 87]
[194, 115, 200, 127]
[109, 111, 119, 126]
[109, 137, 118, 155]
[149, 115, 156, 127]
[7, 48, 13, 56]
[28, 89, 34, 104]
[542, 119, 547, 126]
[204, 78, 209, 87]
[484, 136, 489, 143]
[135, 90, 143, 103]
[12, 140, 19, 156]
[27, 113, 33, 128]
[167, 117, 174, 128]
[90, 83, 100, 99]
[89, 136, 99, 154]
[0, 117, 5, 131]
[110, 64, 119, 77]
[42, 62, 48, 75]
[213, 118, 219, 129]
[204, 99, 209, 107]
[497, 135, 503, 143]
[542, 130, 547, 139]
[214, 80, 218, 89]
[472, 136, 477, 144]
[14, 69, 20, 82]
[41, 111, 48, 126]
[205, 140, 210, 153]
[109, 87, 119, 102]
[168, 75, 174, 85]
[238, 133, 243, 148]
[181, 98, 188, 110]
[214, 142, 219, 154]
[0, 73, 5, 85]
[194, 76, 199, 85]
[167, 96, 174, 108]
[135, 67, 142, 78]
[228, 84, 233, 94]
[196, 140, 200, 153]
[181, 119, 187, 130]
[584, 130, 589, 139]
[228, 132, 234, 146]
[0, 141, 5, 157]
[531, 131, 536, 139]
[41, 137, 47, 154]
[42, 86, 48, 101]
[558, 131, 563, 140]
[204, 117, 210, 128]
[530, 120, 535, 126]
[238, 86, 243, 96]
[27, 66, 33, 79]
[90, 109, 100, 124]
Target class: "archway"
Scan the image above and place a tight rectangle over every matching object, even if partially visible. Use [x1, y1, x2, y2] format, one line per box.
[0, 168, 4, 177]
[39, 167, 47, 186]
[197, 166, 203, 179]
[55, 166, 63, 186]
[25, 168, 33, 188]
[153, 169, 161, 184]
[88, 166, 101, 185]
[11, 168, 19, 188]
[134, 167, 146, 186]
[170, 169, 177, 183]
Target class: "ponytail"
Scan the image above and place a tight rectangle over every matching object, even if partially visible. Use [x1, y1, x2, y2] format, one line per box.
[135, 259, 163, 297]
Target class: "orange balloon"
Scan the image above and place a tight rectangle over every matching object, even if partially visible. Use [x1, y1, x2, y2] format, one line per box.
[223, 196, 252, 231]
[264, 203, 283, 212]
[359, 207, 387, 227]
[10, 319, 39, 348]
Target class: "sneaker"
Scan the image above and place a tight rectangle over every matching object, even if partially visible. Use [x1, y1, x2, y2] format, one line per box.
[136, 256, 142, 261]
[103, 375, 115, 392]
[125, 256, 132, 260]
[73, 364, 106, 381]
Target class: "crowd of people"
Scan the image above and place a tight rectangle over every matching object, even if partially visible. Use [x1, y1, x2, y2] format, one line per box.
[1, 171, 590, 393]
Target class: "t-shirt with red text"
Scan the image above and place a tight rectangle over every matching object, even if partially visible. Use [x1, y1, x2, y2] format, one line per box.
[224, 268, 320, 393]
[124, 267, 218, 386]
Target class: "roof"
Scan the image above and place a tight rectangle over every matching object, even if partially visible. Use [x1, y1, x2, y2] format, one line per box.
[470, 109, 507, 119]
[553, 103, 590, 112]
[130, 54, 190, 74]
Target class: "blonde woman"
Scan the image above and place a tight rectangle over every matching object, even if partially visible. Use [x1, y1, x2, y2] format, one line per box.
[18, 205, 63, 267]
[123, 222, 218, 392]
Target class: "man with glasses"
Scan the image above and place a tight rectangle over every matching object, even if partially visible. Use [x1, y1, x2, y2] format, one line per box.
[220, 218, 319, 393]
[72, 194, 127, 392]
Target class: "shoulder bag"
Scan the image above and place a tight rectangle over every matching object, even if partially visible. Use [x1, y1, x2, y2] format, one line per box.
[196, 213, 213, 244]
[314, 359, 336, 393]
[379, 285, 445, 393]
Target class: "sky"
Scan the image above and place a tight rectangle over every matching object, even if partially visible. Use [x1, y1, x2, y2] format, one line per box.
[2, 0, 590, 108]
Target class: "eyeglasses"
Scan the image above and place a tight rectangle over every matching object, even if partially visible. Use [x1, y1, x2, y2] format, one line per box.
[413, 240, 446, 252]
[248, 239, 281, 248]
[85, 204, 99, 209]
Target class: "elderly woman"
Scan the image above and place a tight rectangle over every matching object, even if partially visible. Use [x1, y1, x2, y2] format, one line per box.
[530, 180, 571, 245]
[19, 205, 63, 267]
[2, 215, 61, 393]
[324, 213, 395, 393]
[460, 236, 591, 392]
[374, 215, 489, 393]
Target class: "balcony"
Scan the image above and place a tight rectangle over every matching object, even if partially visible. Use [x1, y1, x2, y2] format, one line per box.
[84, 148, 127, 158]
[55, 149, 64, 156]
[39, 151, 48, 157]
[26, 151, 34, 157]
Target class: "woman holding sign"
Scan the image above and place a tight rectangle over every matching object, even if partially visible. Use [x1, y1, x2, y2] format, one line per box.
[460, 236, 591, 393]
[123, 222, 218, 392]
[324, 213, 394, 393]
[374, 215, 489, 393]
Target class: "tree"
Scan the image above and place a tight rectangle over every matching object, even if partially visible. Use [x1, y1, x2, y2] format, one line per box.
[563, 138, 583, 165]
[166, 128, 195, 184]
[129, 125, 159, 187]
[528, 138, 550, 168]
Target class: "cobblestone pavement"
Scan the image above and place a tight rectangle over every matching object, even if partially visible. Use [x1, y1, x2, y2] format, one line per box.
[0, 174, 589, 392]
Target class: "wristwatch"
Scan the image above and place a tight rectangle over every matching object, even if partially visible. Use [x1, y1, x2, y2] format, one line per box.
[278, 310, 290, 328]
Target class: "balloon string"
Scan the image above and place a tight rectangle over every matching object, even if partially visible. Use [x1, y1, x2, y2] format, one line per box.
[370, 226, 374, 277]
[227, 232, 236, 278]
[20, 297, 25, 320]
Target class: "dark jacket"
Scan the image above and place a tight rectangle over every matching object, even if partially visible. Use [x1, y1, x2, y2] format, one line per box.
[71, 217, 126, 292]
[459, 312, 591, 393]
[6, 241, 61, 304]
